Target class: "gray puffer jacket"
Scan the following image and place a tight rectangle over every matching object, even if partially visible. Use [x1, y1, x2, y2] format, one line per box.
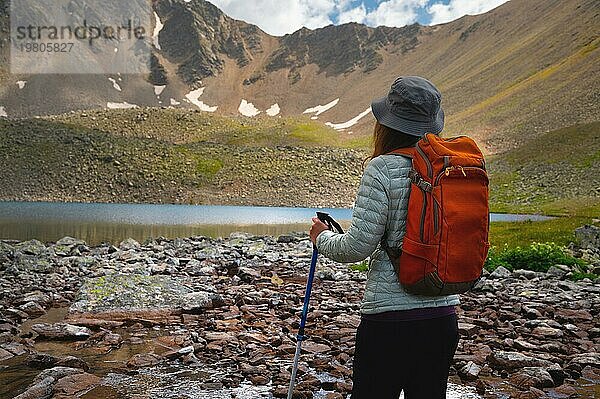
[316, 154, 460, 314]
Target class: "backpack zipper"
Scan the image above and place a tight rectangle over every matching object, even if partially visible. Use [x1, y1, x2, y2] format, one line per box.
[436, 165, 484, 185]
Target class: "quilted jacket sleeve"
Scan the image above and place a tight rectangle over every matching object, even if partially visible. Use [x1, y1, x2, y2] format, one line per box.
[316, 157, 389, 263]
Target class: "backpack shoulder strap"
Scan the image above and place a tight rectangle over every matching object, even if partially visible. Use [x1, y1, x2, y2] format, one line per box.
[380, 147, 415, 271]
[386, 147, 416, 158]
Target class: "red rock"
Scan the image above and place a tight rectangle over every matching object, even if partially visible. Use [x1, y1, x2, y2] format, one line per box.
[53, 373, 101, 398]
[126, 353, 162, 368]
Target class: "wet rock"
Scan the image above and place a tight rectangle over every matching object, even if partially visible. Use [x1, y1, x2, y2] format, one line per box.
[102, 332, 122, 345]
[13, 376, 54, 399]
[14, 367, 83, 399]
[0, 322, 20, 335]
[512, 387, 546, 399]
[509, 367, 554, 389]
[126, 353, 162, 368]
[64, 318, 124, 329]
[27, 353, 89, 371]
[31, 323, 91, 341]
[5, 307, 30, 320]
[2, 342, 27, 356]
[19, 301, 47, 317]
[459, 361, 481, 381]
[548, 384, 578, 398]
[53, 372, 101, 398]
[1, 231, 598, 399]
[16, 291, 52, 307]
[69, 274, 223, 320]
[334, 380, 353, 393]
[487, 351, 556, 371]
[32, 366, 83, 384]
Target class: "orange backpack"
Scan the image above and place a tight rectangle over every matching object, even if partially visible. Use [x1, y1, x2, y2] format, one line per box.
[383, 133, 490, 296]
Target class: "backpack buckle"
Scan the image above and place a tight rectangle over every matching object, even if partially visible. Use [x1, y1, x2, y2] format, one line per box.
[409, 169, 433, 192]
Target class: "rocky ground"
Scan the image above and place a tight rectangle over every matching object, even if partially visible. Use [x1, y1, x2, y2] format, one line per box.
[0, 230, 598, 399]
[0, 114, 364, 208]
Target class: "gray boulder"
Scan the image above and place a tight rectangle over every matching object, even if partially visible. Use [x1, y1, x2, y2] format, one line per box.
[489, 266, 512, 279]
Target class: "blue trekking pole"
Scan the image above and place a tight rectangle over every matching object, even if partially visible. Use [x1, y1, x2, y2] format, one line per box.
[287, 212, 343, 399]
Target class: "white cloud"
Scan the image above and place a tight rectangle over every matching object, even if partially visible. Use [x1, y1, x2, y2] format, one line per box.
[337, 0, 366, 24]
[334, 0, 428, 27]
[428, 0, 510, 25]
[206, 0, 510, 35]
[366, 0, 427, 27]
[208, 0, 337, 36]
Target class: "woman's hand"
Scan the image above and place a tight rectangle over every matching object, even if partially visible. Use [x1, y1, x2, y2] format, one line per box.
[309, 217, 329, 245]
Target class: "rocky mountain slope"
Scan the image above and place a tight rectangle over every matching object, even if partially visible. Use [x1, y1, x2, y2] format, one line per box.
[0, 108, 598, 216]
[0, 0, 598, 154]
[0, 109, 364, 208]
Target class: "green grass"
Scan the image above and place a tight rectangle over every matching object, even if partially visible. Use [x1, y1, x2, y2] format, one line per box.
[50, 109, 346, 149]
[497, 122, 600, 166]
[485, 241, 587, 272]
[489, 217, 592, 249]
[570, 272, 598, 281]
[289, 121, 340, 146]
[350, 260, 369, 272]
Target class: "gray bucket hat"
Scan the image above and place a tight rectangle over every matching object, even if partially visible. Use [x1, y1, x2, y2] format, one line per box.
[371, 76, 444, 137]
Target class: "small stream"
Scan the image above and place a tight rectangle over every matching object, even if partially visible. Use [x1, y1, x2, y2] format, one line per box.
[2, 308, 485, 399]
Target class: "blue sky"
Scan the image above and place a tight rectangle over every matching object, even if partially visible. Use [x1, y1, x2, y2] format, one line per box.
[208, 0, 510, 36]
[331, 0, 439, 25]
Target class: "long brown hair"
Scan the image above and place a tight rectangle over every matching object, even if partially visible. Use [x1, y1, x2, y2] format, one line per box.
[364, 121, 421, 166]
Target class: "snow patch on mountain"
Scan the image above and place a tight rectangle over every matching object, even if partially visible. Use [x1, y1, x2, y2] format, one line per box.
[303, 98, 339, 117]
[326, 107, 371, 130]
[16, 81, 27, 89]
[154, 85, 166, 96]
[107, 102, 138, 109]
[266, 103, 280, 116]
[153, 12, 164, 50]
[108, 78, 122, 92]
[185, 88, 218, 112]
[0, 107, 7, 117]
[239, 99, 260, 117]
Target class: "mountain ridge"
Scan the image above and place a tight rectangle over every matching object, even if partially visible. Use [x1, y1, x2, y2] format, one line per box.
[0, 0, 598, 154]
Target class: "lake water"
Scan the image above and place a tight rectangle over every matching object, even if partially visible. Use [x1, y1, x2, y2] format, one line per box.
[0, 201, 553, 245]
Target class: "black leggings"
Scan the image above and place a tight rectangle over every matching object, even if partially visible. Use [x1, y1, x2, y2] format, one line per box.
[351, 314, 459, 399]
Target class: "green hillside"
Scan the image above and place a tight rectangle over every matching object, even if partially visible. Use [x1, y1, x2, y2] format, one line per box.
[0, 110, 364, 207]
[487, 121, 600, 216]
[0, 109, 598, 219]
